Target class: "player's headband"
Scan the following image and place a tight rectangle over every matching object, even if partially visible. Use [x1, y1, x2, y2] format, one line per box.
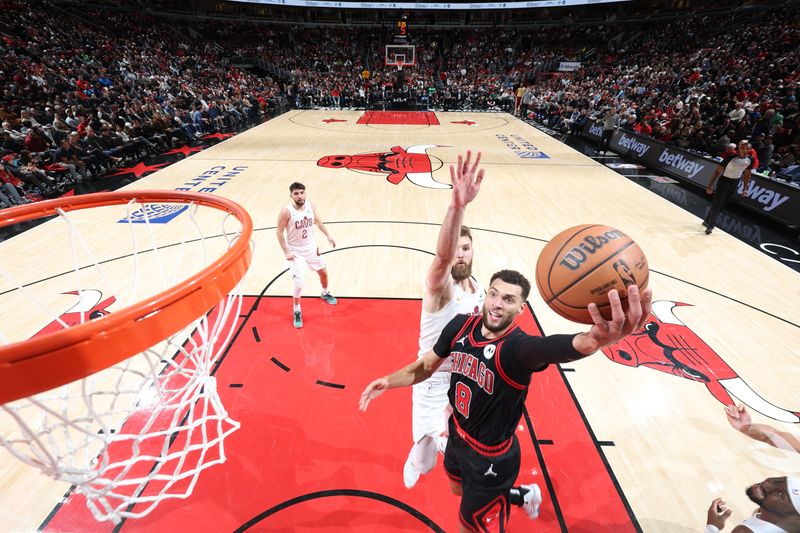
[788, 476, 800, 514]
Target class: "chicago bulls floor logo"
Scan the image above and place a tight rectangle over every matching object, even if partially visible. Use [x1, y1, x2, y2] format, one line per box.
[32, 289, 116, 338]
[317, 145, 451, 189]
[602, 300, 799, 423]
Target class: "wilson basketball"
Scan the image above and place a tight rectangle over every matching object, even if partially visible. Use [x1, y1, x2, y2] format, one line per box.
[535, 224, 649, 324]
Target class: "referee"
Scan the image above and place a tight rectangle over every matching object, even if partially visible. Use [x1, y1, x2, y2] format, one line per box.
[703, 140, 754, 235]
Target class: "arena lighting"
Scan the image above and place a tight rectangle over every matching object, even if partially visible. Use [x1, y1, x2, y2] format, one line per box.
[226, 0, 630, 10]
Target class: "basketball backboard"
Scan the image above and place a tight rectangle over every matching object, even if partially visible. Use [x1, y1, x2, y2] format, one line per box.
[384, 44, 416, 67]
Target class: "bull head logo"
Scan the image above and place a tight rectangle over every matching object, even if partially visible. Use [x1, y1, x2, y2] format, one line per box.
[602, 300, 799, 423]
[32, 289, 116, 338]
[317, 145, 451, 189]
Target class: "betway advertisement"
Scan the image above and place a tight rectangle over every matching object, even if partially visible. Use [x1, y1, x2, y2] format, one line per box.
[581, 122, 800, 228]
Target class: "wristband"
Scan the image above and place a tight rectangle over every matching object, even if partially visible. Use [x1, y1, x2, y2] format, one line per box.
[705, 525, 720, 533]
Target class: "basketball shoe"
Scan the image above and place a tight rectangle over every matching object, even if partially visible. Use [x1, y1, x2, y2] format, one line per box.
[321, 292, 338, 305]
[521, 483, 542, 519]
[293, 311, 303, 328]
[402, 451, 421, 489]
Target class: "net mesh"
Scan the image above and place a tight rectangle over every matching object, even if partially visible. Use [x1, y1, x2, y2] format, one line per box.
[0, 197, 248, 523]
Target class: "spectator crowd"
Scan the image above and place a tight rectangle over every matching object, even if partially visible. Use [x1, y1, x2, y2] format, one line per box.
[523, 7, 799, 173]
[2, 0, 799, 209]
[0, 0, 285, 206]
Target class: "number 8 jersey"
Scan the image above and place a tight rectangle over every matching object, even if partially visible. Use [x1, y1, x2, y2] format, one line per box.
[433, 313, 584, 452]
[285, 201, 317, 257]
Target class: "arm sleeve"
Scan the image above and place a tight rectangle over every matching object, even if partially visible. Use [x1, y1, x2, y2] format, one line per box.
[432, 315, 469, 358]
[514, 333, 587, 372]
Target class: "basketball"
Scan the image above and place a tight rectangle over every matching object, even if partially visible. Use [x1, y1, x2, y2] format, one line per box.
[535, 224, 649, 324]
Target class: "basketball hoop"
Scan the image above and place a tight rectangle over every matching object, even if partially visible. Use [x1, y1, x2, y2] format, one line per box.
[0, 191, 252, 523]
[385, 44, 415, 68]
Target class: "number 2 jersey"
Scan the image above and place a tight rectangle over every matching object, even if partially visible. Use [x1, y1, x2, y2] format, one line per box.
[284, 201, 317, 256]
[433, 313, 586, 452]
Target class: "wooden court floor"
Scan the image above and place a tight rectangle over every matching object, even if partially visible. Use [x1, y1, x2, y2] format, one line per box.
[0, 110, 798, 532]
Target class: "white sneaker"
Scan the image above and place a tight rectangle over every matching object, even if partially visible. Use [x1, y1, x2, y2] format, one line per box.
[521, 483, 542, 520]
[402, 452, 421, 489]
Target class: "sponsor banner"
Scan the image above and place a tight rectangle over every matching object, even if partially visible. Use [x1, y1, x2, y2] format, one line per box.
[228, 0, 629, 9]
[580, 121, 800, 228]
[496, 134, 550, 159]
[615, 132, 652, 158]
[585, 121, 604, 139]
[655, 147, 707, 180]
[557, 61, 582, 72]
[119, 165, 247, 224]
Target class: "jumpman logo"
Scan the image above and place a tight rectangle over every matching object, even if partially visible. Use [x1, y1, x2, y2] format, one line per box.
[484, 463, 497, 477]
[457, 336, 467, 346]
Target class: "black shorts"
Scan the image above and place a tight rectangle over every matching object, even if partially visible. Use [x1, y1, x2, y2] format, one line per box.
[443, 419, 521, 532]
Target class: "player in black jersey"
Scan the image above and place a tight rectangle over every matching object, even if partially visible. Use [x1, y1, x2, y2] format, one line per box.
[360, 269, 652, 532]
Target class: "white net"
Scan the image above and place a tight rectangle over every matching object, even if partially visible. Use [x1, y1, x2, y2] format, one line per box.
[0, 196, 249, 523]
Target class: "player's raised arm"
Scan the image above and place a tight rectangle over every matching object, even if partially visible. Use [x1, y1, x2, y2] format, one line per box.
[425, 150, 485, 308]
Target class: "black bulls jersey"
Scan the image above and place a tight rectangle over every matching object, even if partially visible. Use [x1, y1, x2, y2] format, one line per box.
[433, 314, 584, 453]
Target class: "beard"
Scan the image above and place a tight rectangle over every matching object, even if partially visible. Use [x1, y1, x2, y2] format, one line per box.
[745, 485, 774, 512]
[745, 486, 761, 506]
[451, 260, 472, 282]
[294, 198, 305, 206]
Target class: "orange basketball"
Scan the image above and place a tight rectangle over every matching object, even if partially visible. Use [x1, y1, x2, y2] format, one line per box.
[535, 224, 649, 324]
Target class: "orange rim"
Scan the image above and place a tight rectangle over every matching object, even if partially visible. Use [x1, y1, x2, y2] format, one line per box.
[0, 191, 253, 404]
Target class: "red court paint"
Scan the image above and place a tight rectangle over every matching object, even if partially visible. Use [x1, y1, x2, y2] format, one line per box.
[356, 111, 440, 125]
[44, 297, 636, 532]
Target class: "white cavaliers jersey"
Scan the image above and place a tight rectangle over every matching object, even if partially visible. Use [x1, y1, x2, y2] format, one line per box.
[418, 278, 484, 372]
[285, 201, 317, 256]
[739, 516, 790, 533]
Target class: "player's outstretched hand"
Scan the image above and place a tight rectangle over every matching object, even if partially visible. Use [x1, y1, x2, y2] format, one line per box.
[575, 285, 653, 354]
[359, 377, 390, 412]
[725, 404, 752, 432]
[328, 236, 336, 248]
[449, 150, 485, 208]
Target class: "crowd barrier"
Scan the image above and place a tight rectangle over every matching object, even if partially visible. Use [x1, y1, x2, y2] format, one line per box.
[580, 120, 800, 229]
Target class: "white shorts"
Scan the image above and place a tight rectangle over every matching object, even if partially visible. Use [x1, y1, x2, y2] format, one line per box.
[288, 250, 326, 282]
[411, 370, 451, 443]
